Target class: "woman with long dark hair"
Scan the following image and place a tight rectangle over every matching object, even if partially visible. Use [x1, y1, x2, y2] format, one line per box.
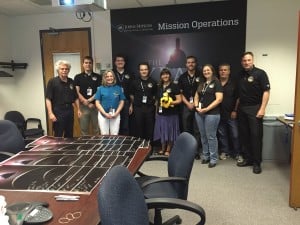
[194, 64, 223, 167]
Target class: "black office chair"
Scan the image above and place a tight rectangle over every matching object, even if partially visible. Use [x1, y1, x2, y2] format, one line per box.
[136, 132, 203, 225]
[4, 110, 44, 142]
[98, 165, 205, 225]
[0, 120, 25, 161]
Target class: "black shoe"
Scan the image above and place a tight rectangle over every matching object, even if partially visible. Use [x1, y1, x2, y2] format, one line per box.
[208, 163, 216, 168]
[237, 160, 253, 167]
[195, 154, 201, 160]
[253, 164, 262, 174]
[201, 159, 209, 164]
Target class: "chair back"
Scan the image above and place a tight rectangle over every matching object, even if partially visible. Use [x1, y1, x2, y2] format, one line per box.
[4, 111, 44, 139]
[98, 165, 149, 225]
[168, 132, 197, 199]
[4, 111, 25, 135]
[0, 120, 25, 160]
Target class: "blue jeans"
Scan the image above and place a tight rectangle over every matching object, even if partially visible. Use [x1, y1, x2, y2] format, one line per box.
[195, 113, 220, 164]
[218, 118, 241, 156]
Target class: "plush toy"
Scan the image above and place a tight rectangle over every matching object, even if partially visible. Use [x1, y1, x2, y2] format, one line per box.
[160, 92, 174, 108]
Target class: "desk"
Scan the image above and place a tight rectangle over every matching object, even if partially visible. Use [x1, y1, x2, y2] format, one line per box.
[276, 116, 294, 128]
[0, 135, 151, 225]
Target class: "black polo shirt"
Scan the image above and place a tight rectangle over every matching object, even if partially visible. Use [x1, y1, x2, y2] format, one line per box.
[113, 69, 135, 100]
[130, 77, 157, 106]
[74, 72, 102, 102]
[178, 70, 204, 101]
[46, 76, 78, 107]
[220, 79, 238, 119]
[238, 66, 270, 106]
[196, 79, 223, 115]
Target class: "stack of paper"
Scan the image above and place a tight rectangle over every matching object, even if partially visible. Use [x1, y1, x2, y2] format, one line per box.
[284, 113, 294, 121]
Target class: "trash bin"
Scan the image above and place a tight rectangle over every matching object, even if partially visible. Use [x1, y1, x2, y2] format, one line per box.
[262, 117, 291, 162]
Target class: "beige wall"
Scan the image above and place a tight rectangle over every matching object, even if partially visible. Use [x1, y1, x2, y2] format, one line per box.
[0, 0, 299, 133]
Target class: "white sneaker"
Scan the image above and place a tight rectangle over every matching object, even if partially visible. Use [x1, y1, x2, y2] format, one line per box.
[219, 152, 228, 160]
[236, 155, 244, 163]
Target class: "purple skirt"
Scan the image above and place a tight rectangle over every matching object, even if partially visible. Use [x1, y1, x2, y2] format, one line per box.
[153, 114, 180, 143]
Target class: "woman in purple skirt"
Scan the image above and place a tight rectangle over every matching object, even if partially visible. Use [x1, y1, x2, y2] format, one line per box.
[153, 68, 182, 156]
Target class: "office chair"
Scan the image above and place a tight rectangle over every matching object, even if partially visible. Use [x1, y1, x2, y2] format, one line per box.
[136, 132, 203, 225]
[0, 120, 25, 161]
[4, 110, 44, 142]
[98, 165, 205, 225]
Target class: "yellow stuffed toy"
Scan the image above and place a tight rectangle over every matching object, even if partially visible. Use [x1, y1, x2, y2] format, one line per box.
[160, 92, 174, 108]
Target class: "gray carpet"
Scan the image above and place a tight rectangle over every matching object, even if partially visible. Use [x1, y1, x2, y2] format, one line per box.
[140, 158, 300, 225]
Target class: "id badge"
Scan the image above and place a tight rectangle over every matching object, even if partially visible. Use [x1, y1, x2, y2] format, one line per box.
[87, 88, 92, 96]
[198, 102, 202, 109]
[142, 96, 147, 103]
[109, 108, 115, 115]
[189, 96, 194, 103]
[159, 106, 163, 113]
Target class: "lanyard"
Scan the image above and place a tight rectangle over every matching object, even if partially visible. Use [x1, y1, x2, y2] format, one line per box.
[201, 81, 211, 100]
[117, 72, 124, 83]
[188, 75, 195, 86]
[202, 81, 211, 93]
[140, 81, 145, 94]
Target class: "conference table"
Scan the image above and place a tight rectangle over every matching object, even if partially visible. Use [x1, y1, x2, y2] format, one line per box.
[0, 135, 151, 225]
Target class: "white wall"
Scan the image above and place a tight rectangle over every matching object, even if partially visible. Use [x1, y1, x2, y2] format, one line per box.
[0, 14, 14, 119]
[0, 0, 299, 133]
[246, 0, 300, 116]
[0, 10, 112, 131]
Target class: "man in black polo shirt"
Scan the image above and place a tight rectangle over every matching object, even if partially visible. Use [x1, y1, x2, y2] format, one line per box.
[46, 60, 81, 138]
[113, 54, 135, 135]
[130, 62, 157, 141]
[237, 52, 270, 174]
[218, 63, 241, 161]
[74, 56, 102, 135]
[178, 56, 204, 159]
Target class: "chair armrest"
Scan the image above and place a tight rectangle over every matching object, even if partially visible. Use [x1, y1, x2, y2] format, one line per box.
[0, 151, 15, 157]
[136, 155, 169, 177]
[140, 176, 187, 189]
[146, 198, 206, 225]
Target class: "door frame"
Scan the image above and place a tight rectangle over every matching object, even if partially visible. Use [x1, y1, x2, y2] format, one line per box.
[39, 27, 92, 135]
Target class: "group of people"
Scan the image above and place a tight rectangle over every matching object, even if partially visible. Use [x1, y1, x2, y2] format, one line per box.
[45, 51, 270, 174]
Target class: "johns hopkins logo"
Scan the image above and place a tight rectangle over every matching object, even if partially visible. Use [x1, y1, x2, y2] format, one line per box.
[116, 24, 124, 32]
[116, 23, 153, 32]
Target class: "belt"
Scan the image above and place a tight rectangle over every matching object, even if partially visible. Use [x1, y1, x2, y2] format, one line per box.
[55, 103, 72, 108]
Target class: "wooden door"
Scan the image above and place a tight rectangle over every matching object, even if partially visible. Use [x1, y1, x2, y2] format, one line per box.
[40, 28, 92, 137]
[290, 13, 300, 208]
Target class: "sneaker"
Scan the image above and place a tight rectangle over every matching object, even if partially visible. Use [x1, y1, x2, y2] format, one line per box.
[195, 153, 201, 160]
[253, 163, 262, 174]
[201, 159, 210, 164]
[237, 159, 253, 167]
[236, 155, 244, 163]
[219, 152, 228, 160]
[208, 162, 216, 168]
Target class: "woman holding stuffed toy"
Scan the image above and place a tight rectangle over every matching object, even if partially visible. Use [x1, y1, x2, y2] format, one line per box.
[153, 68, 182, 156]
[194, 64, 223, 168]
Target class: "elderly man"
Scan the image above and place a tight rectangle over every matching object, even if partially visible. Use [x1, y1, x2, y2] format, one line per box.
[45, 60, 81, 137]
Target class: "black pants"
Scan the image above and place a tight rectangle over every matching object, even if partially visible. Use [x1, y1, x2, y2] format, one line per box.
[181, 104, 202, 154]
[132, 104, 155, 141]
[53, 106, 74, 138]
[238, 105, 263, 164]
